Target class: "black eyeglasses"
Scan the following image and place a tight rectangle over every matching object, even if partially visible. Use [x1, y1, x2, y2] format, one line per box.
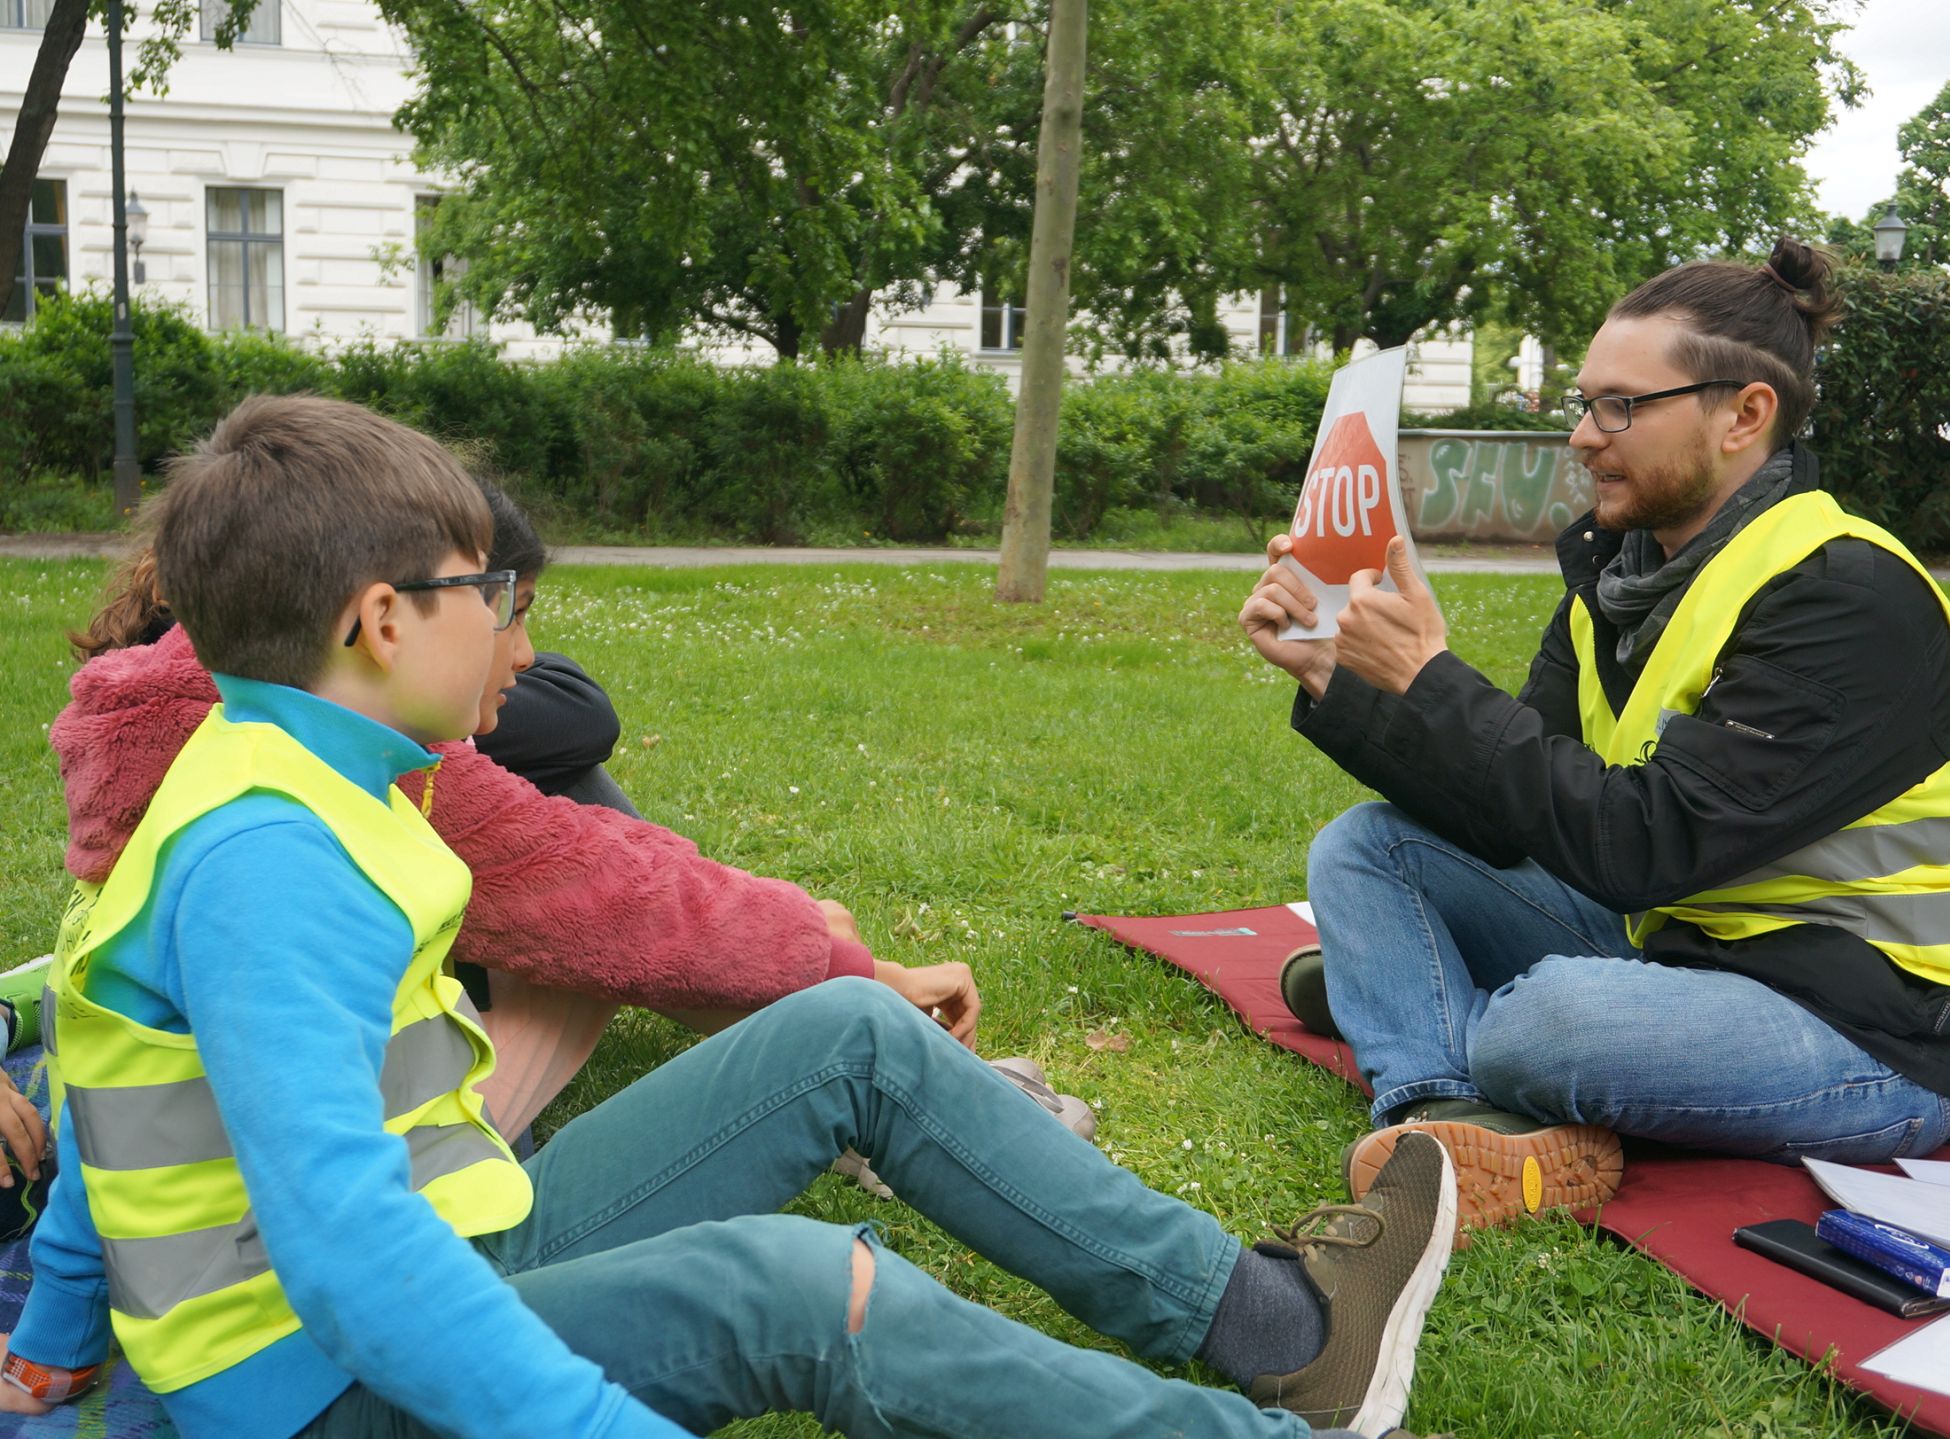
[1559, 380, 1751, 433]
[342, 569, 521, 647]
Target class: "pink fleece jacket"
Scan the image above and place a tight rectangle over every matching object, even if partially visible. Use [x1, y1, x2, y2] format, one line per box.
[51, 626, 874, 1011]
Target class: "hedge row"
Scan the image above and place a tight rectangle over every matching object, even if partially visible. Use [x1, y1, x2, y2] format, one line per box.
[0, 291, 1339, 544]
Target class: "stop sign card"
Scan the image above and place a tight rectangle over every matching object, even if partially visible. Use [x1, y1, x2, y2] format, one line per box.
[1278, 345, 1436, 639]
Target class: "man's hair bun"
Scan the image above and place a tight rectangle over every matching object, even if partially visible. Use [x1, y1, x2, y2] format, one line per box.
[1765, 236, 1842, 342]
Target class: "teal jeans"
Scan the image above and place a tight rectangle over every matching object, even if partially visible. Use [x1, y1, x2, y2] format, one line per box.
[302, 978, 1319, 1438]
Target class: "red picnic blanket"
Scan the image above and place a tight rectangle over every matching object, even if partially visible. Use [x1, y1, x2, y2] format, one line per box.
[1078, 903, 1950, 1436]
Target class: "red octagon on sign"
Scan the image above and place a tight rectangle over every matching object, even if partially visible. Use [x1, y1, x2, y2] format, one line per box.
[1288, 411, 1398, 584]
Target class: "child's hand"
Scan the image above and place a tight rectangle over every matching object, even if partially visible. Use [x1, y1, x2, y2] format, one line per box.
[0, 1337, 56, 1415]
[0, 1078, 44, 1188]
[875, 961, 981, 1047]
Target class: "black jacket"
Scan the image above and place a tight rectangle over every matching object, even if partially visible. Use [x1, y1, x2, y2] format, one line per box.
[1295, 448, 1950, 1095]
[475, 651, 622, 796]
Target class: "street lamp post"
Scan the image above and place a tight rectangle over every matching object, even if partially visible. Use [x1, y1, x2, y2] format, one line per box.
[127, 191, 148, 285]
[107, 0, 140, 518]
[1873, 200, 1909, 272]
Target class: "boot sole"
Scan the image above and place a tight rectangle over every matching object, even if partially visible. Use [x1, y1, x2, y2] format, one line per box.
[1347, 1120, 1622, 1249]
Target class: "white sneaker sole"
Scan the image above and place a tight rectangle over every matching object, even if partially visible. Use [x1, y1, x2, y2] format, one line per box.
[1349, 1139, 1457, 1437]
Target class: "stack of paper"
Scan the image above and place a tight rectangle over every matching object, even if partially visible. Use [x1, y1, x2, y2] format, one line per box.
[1803, 1158, 1950, 1249]
[1808, 1157, 1950, 1400]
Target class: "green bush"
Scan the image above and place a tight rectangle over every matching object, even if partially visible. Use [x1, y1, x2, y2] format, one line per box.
[1810, 265, 1950, 548]
[827, 357, 1013, 542]
[0, 288, 222, 480]
[0, 297, 1353, 544]
[699, 362, 839, 544]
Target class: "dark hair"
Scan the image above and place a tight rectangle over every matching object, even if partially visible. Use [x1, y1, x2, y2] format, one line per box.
[1608, 236, 1843, 443]
[69, 538, 171, 660]
[74, 471, 536, 662]
[149, 395, 492, 688]
[479, 479, 547, 579]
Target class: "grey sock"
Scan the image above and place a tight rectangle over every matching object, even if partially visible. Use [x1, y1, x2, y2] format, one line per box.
[1192, 1242, 1326, 1390]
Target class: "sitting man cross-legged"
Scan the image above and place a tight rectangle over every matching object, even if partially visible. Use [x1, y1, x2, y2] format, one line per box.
[1240, 237, 1950, 1242]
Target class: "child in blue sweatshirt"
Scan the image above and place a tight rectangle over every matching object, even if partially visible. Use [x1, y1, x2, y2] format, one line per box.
[0, 395, 1456, 1439]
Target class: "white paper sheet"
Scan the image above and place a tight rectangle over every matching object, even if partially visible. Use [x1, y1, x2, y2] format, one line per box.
[1803, 1158, 1950, 1248]
[1896, 1158, 1950, 1188]
[1860, 1313, 1950, 1398]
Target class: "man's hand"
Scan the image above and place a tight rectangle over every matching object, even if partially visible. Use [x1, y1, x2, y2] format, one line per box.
[1336, 537, 1448, 695]
[0, 1338, 55, 1416]
[1239, 534, 1337, 699]
[0, 1076, 45, 1189]
[816, 900, 864, 947]
[873, 960, 980, 1047]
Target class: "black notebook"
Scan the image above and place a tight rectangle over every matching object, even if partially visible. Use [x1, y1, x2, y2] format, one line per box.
[1734, 1218, 1950, 1319]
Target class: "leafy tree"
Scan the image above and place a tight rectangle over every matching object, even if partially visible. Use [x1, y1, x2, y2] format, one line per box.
[0, 0, 266, 318]
[386, 0, 1259, 360]
[1248, 0, 1860, 352]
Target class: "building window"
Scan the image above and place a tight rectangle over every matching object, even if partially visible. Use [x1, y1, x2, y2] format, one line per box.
[979, 291, 1025, 352]
[415, 198, 475, 340]
[207, 188, 284, 331]
[6, 178, 67, 324]
[1, 0, 53, 30]
[201, 0, 280, 45]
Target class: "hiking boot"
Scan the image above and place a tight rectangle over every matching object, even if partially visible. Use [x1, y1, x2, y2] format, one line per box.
[1344, 1098, 1623, 1247]
[1248, 1130, 1456, 1435]
[1278, 944, 1341, 1040]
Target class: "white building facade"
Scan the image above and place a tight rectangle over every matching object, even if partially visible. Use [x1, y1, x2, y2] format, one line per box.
[1, 0, 1472, 407]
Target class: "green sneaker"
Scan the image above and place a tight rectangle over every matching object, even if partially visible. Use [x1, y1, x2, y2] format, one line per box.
[1249, 1130, 1456, 1435]
[1344, 1099, 1623, 1247]
[1278, 944, 1341, 1040]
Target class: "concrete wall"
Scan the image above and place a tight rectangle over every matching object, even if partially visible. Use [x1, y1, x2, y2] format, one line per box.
[1400, 430, 1587, 544]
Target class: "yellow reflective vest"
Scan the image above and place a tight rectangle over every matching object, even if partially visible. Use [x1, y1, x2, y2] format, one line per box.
[1568, 490, 1950, 988]
[45, 707, 533, 1393]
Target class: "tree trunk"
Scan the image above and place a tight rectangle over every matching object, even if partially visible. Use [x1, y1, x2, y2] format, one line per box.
[820, 286, 874, 356]
[773, 311, 803, 361]
[0, 0, 91, 319]
[994, 0, 1086, 605]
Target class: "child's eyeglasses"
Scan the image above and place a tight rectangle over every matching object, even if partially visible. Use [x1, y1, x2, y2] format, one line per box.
[342, 569, 521, 647]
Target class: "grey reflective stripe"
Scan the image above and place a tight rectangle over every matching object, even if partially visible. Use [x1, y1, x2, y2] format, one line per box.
[1685, 891, 1950, 949]
[101, 1214, 268, 1322]
[1741, 816, 1950, 886]
[380, 1016, 477, 1118]
[409, 1121, 507, 1188]
[39, 984, 56, 1057]
[67, 1016, 476, 1172]
[100, 1123, 509, 1320]
[67, 1076, 233, 1171]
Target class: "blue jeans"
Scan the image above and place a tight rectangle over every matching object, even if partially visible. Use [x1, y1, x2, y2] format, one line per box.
[302, 979, 1318, 1438]
[1308, 802, 1950, 1162]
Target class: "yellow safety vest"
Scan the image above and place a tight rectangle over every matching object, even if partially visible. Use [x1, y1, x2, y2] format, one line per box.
[1568, 490, 1950, 987]
[44, 707, 533, 1393]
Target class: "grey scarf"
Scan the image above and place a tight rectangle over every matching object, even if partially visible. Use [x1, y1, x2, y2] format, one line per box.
[1594, 448, 1797, 670]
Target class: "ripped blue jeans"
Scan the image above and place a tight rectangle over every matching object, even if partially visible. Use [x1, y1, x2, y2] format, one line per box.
[300, 978, 1319, 1438]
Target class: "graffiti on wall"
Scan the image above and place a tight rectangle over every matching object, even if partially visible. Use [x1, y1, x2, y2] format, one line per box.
[1399, 432, 1591, 544]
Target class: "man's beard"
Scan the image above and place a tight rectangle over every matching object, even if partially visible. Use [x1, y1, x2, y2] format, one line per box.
[1587, 438, 1719, 535]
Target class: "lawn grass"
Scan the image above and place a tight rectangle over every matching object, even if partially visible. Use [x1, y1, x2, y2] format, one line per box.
[0, 556, 1909, 1439]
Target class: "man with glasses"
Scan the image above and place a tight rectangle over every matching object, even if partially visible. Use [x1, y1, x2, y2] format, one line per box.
[1241, 238, 1950, 1243]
